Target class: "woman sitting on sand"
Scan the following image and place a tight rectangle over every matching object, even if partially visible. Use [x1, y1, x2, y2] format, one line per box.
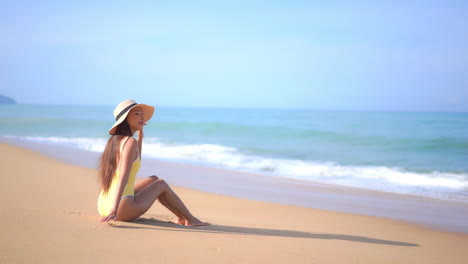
[97, 99, 209, 226]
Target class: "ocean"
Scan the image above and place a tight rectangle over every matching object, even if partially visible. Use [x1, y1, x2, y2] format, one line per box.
[1, 104, 467, 203]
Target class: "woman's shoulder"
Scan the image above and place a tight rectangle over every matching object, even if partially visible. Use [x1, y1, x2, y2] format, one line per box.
[122, 136, 137, 144]
[120, 137, 138, 156]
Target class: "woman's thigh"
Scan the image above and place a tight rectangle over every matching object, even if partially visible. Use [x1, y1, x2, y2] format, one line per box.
[118, 179, 167, 221]
[117, 197, 143, 221]
[134, 175, 159, 194]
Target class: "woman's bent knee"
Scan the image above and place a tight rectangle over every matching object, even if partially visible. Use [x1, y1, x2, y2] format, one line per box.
[156, 179, 167, 186]
[149, 175, 159, 180]
[146, 178, 168, 191]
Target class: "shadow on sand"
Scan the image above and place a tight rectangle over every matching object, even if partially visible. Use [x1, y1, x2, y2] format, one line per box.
[108, 217, 419, 247]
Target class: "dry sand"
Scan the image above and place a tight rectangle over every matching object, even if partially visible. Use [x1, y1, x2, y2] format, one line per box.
[1, 143, 467, 263]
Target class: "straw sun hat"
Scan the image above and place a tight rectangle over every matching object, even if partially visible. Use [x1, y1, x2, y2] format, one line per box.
[109, 99, 155, 135]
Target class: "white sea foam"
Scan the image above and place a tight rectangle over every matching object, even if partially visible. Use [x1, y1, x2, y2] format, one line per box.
[10, 136, 468, 202]
[17, 136, 107, 153]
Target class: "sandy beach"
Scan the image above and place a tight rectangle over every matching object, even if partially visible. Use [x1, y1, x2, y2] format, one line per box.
[1, 142, 467, 263]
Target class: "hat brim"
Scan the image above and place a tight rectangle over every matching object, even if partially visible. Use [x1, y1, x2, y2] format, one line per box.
[109, 104, 155, 135]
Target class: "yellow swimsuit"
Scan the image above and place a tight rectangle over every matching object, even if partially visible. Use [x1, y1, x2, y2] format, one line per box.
[97, 137, 141, 217]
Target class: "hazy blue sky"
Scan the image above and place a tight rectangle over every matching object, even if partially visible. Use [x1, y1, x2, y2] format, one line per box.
[1, 0, 467, 111]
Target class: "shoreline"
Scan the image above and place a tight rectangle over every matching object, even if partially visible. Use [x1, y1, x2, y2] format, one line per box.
[3, 134, 466, 204]
[1, 137, 467, 233]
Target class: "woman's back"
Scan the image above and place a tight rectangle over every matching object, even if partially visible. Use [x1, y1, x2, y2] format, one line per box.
[97, 137, 140, 217]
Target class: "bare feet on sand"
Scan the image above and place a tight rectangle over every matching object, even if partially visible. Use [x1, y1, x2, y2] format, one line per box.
[176, 217, 210, 227]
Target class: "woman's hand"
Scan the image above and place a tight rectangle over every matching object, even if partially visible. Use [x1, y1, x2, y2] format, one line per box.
[136, 124, 145, 140]
[100, 210, 117, 222]
[136, 124, 145, 158]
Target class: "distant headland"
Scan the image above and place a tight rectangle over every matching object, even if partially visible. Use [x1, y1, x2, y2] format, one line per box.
[0, 95, 17, 104]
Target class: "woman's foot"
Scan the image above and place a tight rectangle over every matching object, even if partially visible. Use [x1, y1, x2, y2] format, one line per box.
[176, 217, 186, 225]
[185, 217, 211, 227]
[174, 216, 210, 227]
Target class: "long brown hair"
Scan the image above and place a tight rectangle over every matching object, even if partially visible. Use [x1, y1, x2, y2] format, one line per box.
[98, 120, 133, 193]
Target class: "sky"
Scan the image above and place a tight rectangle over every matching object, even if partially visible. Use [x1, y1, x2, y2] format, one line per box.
[1, 0, 467, 111]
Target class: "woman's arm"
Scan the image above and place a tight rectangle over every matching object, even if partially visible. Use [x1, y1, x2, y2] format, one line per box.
[100, 138, 138, 222]
[136, 127, 144, 158]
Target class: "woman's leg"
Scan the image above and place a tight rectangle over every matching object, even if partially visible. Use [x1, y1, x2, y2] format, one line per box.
[120, 177, 208, 226]
[134, 176, 186, 224]
[117, 179, 166, 221]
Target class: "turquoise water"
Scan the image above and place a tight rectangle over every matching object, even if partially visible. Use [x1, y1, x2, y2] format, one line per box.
[1, 104, 467, 201]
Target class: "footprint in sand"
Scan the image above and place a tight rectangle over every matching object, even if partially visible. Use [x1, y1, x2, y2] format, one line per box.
[63, 210, 81, 215]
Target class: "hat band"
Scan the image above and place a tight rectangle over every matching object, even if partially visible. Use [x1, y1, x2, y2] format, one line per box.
[115, 103, 137, 121]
